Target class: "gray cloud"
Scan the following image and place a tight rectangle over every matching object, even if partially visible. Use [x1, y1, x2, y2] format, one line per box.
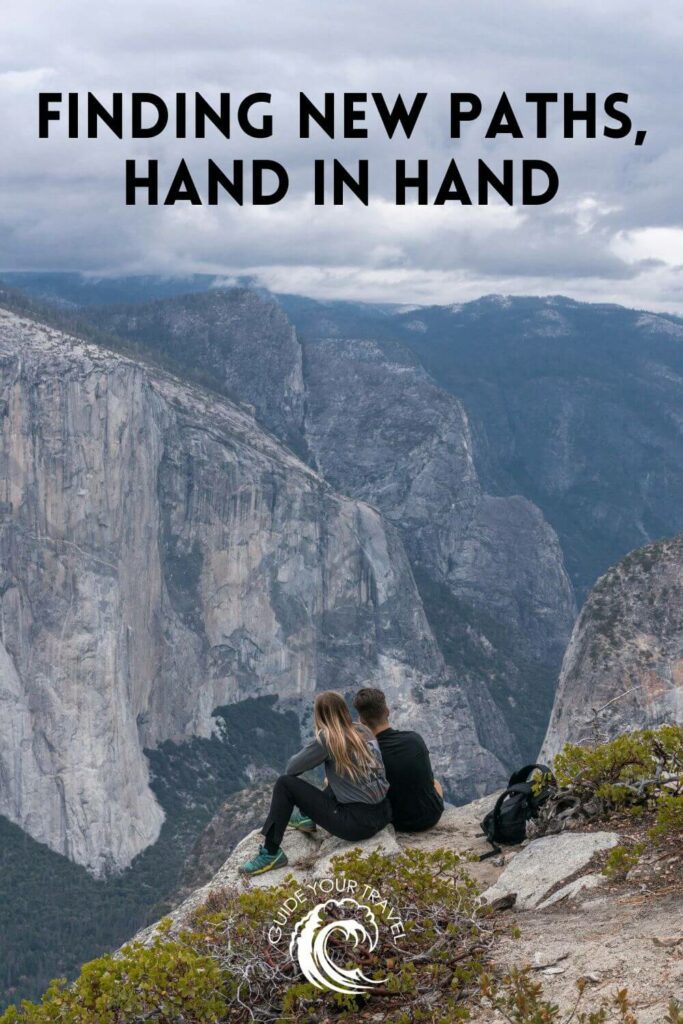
[0, 0, 682, 311]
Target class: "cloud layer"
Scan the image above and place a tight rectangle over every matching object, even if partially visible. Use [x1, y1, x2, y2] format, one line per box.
[1, 0, 682, 311]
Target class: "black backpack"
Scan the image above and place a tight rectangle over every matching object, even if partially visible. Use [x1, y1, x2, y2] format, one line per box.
[479, 763, 554, 858]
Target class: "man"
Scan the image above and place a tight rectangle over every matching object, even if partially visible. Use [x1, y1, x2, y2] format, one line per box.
[353, 687, 444, 832]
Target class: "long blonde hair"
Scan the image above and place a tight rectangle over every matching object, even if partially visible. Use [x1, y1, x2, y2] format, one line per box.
[314, 691, 378, 783]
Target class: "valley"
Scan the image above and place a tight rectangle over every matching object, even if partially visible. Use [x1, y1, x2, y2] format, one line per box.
[0, 274, 681, 1007]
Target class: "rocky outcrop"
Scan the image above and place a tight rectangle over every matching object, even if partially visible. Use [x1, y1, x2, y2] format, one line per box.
[98, 289, 307, 455]
[139, 794, 680, 1024]
[155, 800, 617, 932]
[139, 796, 506, 938]
[542, 535, 683, 758]
[481, 831, 619, 910]
[0, 307, 503, 876]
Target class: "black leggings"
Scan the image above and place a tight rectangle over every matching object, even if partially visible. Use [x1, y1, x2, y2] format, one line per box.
[262, 774, 392, 853]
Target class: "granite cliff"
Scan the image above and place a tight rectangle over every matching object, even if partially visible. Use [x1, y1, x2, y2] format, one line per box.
[543, 534, 683, 757]
[0, 305, 502, 877]
[99, 289, 307, 455]
[8, 278, 683, 608]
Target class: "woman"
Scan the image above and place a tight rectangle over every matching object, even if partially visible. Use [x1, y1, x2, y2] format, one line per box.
[239, 691, 392, 876]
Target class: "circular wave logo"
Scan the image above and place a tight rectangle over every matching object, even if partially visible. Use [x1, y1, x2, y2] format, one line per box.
[289, 896, 387, 995]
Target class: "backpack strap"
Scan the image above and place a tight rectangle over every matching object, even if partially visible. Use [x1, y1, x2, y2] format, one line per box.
[493, 783, 532, 827]
[478, 842, 501, 862]
[507, 763, 553, 787]
[478, 783, 530, 861]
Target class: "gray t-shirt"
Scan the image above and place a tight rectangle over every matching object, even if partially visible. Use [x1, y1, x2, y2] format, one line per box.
[285, 724, 389, 805]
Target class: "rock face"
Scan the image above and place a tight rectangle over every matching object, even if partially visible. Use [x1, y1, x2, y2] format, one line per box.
[0, 306, 502, 875]
[165, 791, 508, 918]
[301, 334, 576, 760]
[98, 289, 307, 455]
[92, 290, 576, 762]
[481, 831, 619, 910]
[12, 279, 683, 605]
[543, 535, 683, 758]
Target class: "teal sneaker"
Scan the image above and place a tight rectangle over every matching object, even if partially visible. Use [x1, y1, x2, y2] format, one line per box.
[288, 811, 317, 834]
[238, 845, 288, 876]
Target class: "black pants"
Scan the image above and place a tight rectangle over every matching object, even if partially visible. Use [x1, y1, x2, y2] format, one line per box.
[262, 774, 392, 853]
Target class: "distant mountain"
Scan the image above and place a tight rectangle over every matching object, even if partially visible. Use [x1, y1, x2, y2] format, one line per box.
[543, 534, 683, 757]
[280, 292, 683, 602]
[13, 274, 679, 604]
[95, 288, 308, 456]
[0, 272, 250, 308]
[5, 278, 683, 748]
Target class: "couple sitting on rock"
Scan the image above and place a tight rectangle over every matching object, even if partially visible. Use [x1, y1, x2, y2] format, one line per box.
[240, 687, 444, 876]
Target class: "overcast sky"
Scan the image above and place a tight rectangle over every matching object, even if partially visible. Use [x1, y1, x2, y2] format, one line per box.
[1, 0, 682, 311]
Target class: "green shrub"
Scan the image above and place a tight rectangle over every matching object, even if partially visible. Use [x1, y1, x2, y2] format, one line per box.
[553, 725, 683, 811]
[0, 930, 230, 1024]
[0, 841, 654, 1024]
[194, 847, 488, 1020]
[649, 794, 683, 842]
[601, 844, 645, 879]
[0, 847, 489, 1024]
[545, 727, 683, 883]
[483, 970, 640, 1023]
